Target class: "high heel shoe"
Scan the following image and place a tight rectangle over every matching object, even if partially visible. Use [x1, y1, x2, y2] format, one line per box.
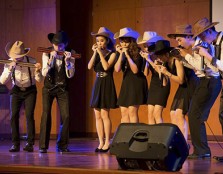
[95, 148, 101, 152]
[99, 147, 110, 153]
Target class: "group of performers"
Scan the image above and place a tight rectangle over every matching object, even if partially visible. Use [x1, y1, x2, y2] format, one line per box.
[89, 17, 223, 160]
[0, 31, 76, 153]
[0, 17, 223, 161]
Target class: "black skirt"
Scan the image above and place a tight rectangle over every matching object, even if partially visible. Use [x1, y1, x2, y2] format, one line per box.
[90, 73, 117, 109]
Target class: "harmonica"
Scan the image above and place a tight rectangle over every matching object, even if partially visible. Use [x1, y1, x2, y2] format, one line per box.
[0, 59, 36, 68]
[37, 47, 81, 59]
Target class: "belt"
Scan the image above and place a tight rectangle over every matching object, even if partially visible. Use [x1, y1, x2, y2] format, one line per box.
[96, 72, 108, 77]
[14, 85, 35, 91]
[200, 76, 220, 80]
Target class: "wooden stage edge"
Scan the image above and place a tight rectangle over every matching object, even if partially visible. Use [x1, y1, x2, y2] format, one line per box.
[0, 139, 223, 174]
[0, 166, 147, 174]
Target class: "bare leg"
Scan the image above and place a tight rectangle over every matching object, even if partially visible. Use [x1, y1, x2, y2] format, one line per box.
[170, 110, 177, 125]
[94, 108, 104, 149]
[153, 105, 164, 124]
[148, 105, 155, 124]
[101, 109, 111, 150]
[129, 105, 139, 123]
[171, 109, 188, 141]
[175, 109, 188, 141]
[120, 106, 130, 123]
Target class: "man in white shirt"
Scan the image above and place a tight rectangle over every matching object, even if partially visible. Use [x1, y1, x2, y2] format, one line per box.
[192, 17, 223, 161]
[0, 41, 42, 152]
[171, 21, 222, 159]
[39, 31, 76, 153]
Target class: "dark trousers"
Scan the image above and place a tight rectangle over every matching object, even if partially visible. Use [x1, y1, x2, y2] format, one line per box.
[10, 86, 37, 146]
[39, 86, 70, 149]
[188, 76, 222, 155]
[218, 89, 223, 134]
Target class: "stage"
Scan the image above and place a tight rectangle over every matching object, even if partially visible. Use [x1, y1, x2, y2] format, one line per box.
[0, 139, 223, 174]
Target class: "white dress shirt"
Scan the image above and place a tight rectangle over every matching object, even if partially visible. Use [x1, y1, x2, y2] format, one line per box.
[184, 43, 219, 77]
[0, 56, 42, 87]
[42, 53, 75, 78]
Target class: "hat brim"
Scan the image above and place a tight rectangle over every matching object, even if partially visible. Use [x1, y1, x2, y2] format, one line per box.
[91, 32, 110, 38]
[155, 47, 174, 55]
[48, 32, 69, 45]
[167, 33, 193, 39]
[5, 42, 30, 58]
[137, 36, 164, 44]
[91, 32, 115, 44]
[114, 31, 139, 40]
[192, 22, 219, 39]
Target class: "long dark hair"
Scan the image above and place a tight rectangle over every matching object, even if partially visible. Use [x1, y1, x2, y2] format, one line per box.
[107, 37, 115, 52]
[119, 37, 140, 60]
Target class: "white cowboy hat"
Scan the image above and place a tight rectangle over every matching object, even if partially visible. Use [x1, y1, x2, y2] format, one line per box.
[114, 27, 139, 39]
[5, 41, 30, 58]
[137, 31, 163, 44]
[91, 27, 115, 44]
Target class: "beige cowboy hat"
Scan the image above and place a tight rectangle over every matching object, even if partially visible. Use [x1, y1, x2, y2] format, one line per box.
[192, 17, 219, 38]
[5, 41, 30, 58]
[91, 27, 115, 44]
[137, 31, 163, 44]
[114, 27, 139, 40]
[167, 24, 194, 39]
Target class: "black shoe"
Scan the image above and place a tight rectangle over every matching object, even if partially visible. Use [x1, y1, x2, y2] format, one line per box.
[57, 147, 71, 152]
[39, 148, 47, 153]
[95, 148, 101, 152]
[213, 156, 223, 162]
[23, 143, 34, 152]
[99, 147, 110, 153]
[9, 145, 20, 152]
[188, 153, 211, 159]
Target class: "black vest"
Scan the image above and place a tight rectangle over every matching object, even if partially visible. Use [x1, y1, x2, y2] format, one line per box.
[44, 56, 68, 89]
[214, 32, 223, 60]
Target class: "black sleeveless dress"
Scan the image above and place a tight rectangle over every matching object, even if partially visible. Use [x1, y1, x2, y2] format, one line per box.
[90, 52, 117, 109]
[147, 65, 170, 107]
[117, 55, 148, 107]
[170, 59, 199, 115]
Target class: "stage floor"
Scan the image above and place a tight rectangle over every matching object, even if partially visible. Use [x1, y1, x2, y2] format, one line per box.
[0, 139, 223, 174]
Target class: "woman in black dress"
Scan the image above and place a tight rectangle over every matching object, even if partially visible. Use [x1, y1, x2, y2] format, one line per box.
[167, 24, 199, 142]
[88, 27, 117, 152]
[153, 40, 191, 142]
[114, 27, 148, 123]
[137, 31, 170, 124]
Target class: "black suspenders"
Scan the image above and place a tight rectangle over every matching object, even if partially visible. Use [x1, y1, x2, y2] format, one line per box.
[26, 57, 33, 86]
[215, 32, 223, 60]
[12, 56, 33, 86]
[214, 32, 223, 77]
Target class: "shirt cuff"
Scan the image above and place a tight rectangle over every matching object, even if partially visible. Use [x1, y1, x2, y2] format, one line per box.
[66, 62, 74, 70]
[5, 68, 13, 74]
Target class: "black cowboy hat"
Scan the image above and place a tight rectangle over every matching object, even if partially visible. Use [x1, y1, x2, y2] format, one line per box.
[154, 40, 174, 55]
[48, 31, 69, 45]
